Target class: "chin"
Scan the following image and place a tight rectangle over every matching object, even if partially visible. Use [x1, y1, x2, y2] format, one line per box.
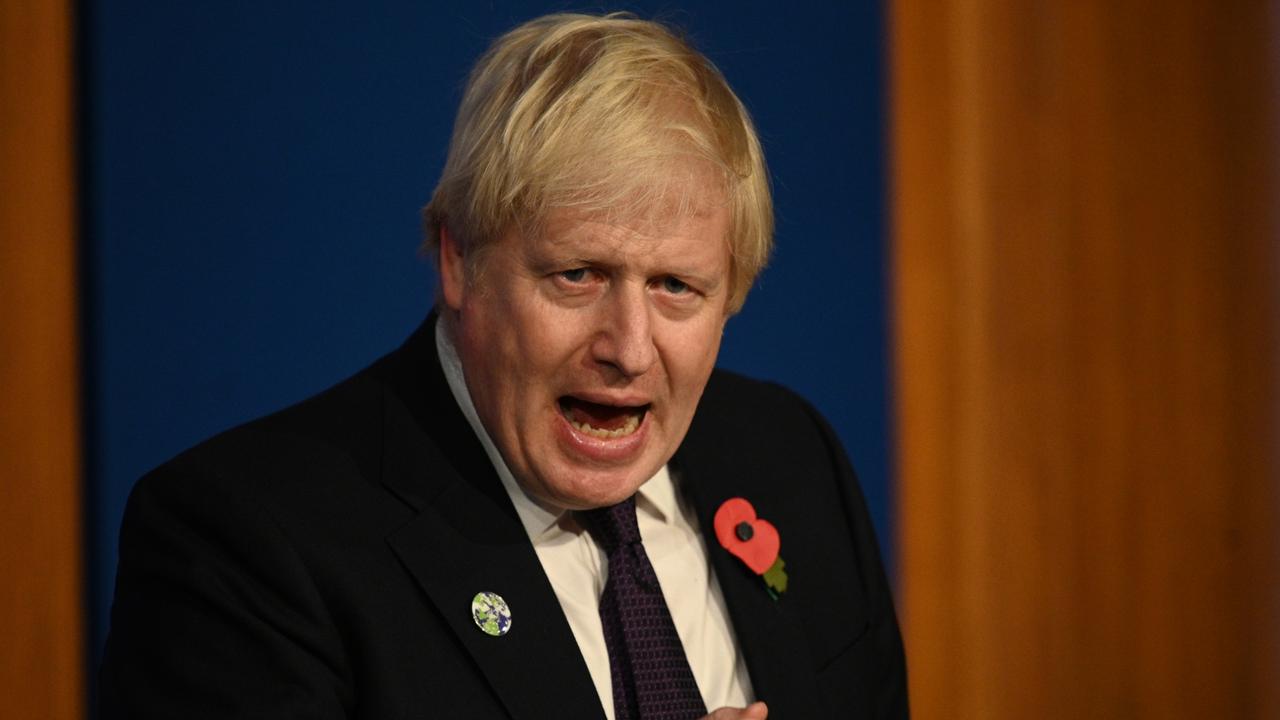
[538, 462, 658, 510]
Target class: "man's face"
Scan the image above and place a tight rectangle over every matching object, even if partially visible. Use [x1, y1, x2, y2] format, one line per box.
[441, 204, 731, 510]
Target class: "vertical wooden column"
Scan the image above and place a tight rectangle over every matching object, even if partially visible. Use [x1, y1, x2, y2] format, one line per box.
[891, 2, 1279, 718]
[0, 1, 84, 718]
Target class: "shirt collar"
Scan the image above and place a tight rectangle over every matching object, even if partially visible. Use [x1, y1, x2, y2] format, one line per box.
[434, 317, 678, 541]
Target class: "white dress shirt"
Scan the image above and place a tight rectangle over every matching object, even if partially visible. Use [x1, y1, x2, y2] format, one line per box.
[436, 321, 754, 718]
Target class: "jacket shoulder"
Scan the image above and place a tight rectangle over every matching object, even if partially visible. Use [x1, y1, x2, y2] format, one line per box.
[700, 367, 813, 412]
[148, 354, 394, 490]
[693, 368, 833, 452]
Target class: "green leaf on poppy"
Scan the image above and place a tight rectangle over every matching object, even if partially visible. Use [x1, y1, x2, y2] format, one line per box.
[762, 556, 788, 596]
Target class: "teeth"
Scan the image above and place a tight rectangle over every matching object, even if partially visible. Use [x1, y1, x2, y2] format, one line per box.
[568, 411, 641, 439]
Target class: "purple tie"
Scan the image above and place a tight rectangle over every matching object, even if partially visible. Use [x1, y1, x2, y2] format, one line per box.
[583, 496, 707, 720]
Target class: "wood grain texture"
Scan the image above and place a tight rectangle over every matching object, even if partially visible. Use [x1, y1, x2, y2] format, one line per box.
[891, 2, 1279, 718]
[0, 0, 84, 718]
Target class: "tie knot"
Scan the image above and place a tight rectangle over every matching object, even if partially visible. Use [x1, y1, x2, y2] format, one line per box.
[582, 495, 642, 553]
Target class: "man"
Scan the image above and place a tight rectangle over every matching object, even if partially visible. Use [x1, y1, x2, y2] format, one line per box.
[100, 13, 907, 719]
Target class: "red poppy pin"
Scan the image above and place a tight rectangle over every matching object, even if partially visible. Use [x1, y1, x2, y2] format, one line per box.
[714, 497, 788, 599]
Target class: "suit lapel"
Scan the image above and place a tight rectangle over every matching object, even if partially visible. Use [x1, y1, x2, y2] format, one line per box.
[386, 493, 606, 720]
[377, 315, 606, 720]
[676, 441, 826, 719]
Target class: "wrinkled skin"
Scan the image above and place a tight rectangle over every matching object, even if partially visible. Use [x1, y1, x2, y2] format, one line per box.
[440, 205, 732, 511]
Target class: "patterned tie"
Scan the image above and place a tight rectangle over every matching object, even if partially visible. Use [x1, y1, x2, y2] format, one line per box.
[583, 496, 708, 720]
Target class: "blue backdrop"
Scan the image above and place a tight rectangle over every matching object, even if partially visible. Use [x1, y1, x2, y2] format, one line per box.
[82, 0, 888, 676]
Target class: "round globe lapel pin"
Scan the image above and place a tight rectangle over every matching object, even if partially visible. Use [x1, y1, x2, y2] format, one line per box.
[471, 591, 512, 637]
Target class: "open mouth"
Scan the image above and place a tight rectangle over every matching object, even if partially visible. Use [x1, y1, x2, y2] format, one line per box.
[558, 396, 649, 439]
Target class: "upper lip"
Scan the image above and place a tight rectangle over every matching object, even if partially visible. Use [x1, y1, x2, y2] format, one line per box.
[560, 390, 653, 408]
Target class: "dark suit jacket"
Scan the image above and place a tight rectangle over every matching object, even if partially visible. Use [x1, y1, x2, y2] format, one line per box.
[99, 316, 907, 719]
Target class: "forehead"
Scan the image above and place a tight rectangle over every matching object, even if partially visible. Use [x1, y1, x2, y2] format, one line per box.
[524, 154, 731, 250]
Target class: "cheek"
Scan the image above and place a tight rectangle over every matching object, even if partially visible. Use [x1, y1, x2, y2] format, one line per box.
[661, 318, 725, 391]
[454, 285, 585, 437]
[498, 302, 595, 390]
[465, 293, 546, 363]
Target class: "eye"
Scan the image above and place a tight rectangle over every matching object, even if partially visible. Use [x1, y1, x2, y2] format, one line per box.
[558, 267, 590, 283]
[661, 276, 690, 294]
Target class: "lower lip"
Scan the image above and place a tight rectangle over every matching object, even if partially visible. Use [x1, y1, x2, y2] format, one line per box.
[555, 407, 649, 463]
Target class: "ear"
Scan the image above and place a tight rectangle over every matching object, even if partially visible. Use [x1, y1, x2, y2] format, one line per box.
[438, 225, 467, 311]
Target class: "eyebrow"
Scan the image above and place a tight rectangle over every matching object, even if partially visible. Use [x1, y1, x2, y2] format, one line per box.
[529, 220, 728, 283]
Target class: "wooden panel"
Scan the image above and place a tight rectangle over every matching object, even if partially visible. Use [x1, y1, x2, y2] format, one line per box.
[0, 1, 84, 718]
[891, 1, 1279, 718]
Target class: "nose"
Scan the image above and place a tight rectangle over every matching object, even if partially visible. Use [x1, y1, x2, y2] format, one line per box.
[590, 284, 657, 379]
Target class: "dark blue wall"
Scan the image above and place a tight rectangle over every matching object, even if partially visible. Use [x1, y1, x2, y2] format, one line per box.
[83, 0, 888, 670]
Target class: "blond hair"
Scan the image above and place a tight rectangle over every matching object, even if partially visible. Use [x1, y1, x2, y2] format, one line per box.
[422, 12, 772, 313]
